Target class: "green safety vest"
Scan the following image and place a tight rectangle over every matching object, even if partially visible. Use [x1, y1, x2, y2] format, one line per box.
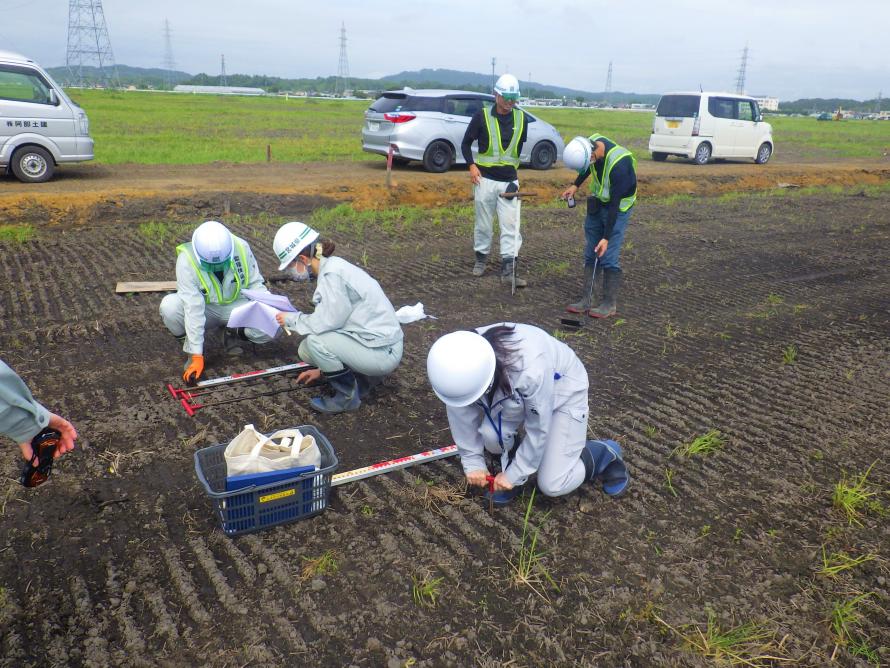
[475, 106, 525, 168]
[176, 239, 250, 305]
[588, 133, 637, 212]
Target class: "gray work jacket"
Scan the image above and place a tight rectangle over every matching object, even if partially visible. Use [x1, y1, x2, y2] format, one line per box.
[445, 323, 589, 486]
[284, 256, 403, 348]
[0, 361, 50, 444]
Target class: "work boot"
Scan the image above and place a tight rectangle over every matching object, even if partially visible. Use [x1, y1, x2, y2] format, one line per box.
[310, 368, 361, 414]
[472, 252, 488, 277]
[589, 269, 622, 318]
[500, 257, 527, 288]
[580, 439, 629, 496]
[223, 327, 248, 355]
[355, 372, 384, 400]
[566, 264, 597, 313]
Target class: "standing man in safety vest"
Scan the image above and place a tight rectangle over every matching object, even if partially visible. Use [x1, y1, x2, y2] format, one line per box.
[461, 73, 531, 287]
[160, 220, 275, 383]
[561, 134, 637, 318]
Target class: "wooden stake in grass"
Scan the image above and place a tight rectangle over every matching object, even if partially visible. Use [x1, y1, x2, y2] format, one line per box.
[673, 430, 725, 458]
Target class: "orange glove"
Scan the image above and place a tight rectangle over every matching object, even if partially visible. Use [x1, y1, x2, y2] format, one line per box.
[183, 354, 204, 385]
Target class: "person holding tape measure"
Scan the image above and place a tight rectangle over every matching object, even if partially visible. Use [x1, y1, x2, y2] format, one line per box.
[272, 222, 404, 414]
[1, 360, 77, 487]
[461, 74, 531, 287]
[426, 323, 628, 505]
[561, 134, 637, 318]
[160, 220, 277, 384]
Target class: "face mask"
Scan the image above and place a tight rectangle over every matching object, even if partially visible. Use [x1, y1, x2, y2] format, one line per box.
[287, 260, 310, 282]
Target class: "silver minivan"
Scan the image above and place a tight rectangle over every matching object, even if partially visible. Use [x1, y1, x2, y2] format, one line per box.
[648, 91, 773, 165]
[362, 88, 564, 172]
[0, 50, 94, 183]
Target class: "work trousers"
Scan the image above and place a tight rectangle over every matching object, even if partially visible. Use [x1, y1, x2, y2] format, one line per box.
[299, 331, 403, 377]
[473, 176, 521, 258]
[159, 293, 273, 353]
[479, 396, 589, 498]
[584, 205, 632, 271]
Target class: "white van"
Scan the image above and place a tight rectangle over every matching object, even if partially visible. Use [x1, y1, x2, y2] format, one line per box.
[648, 92, 773, 165]
[0, 50, 94, 183]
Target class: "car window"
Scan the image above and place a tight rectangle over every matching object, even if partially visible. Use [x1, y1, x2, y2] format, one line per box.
[0, 66, 53, 104]
[656, 95, 700, 118]
[402, 96, 444, 113]
[447, 97, 484, 117]
[708, 97, 737, 120]
[369, 94, 408, 113]
[738, 100, 756, 121]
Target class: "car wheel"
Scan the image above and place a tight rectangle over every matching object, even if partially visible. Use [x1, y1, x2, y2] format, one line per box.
[529, 141, 556, 170]
[755, 143, 772, 164]
[651, 152, 668, 162]
[422, 140, 453, 173]
[11, 146, 54, 183]
[693, 142, 711, 165]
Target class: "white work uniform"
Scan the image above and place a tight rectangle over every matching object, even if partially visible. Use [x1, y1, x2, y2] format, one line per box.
[445, 323, 589, 497]
[474, 177, 521, 259]
[283, 256, 403, 376]
[0, 360, 50, 444]
[159, 236, 273, 355]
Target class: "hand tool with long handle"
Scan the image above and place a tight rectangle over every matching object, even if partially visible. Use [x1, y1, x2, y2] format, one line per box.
[180, 382, 305, 416]
[167, 361, 316, 399]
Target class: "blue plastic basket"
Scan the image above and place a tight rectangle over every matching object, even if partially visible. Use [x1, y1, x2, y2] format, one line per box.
[194, 425, 338, 536]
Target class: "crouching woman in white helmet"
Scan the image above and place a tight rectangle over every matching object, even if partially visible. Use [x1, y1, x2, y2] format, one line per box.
[427, 323, 628, 503]
[272, 222, 404, 414]
[160, 220, 275, 384]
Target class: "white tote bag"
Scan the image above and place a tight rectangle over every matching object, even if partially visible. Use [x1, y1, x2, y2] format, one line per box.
[224, 424, 322, 477]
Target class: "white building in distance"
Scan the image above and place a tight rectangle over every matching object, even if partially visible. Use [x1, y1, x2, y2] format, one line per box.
[752, 96, 779, 111]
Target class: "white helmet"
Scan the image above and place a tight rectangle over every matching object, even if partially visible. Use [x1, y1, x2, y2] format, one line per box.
[427, 331, 496, 407]
[493, 73, 520, 101]
[563, 136, 593, 172]
[192, 220, 233, 271]
[273, 221, 319, 271]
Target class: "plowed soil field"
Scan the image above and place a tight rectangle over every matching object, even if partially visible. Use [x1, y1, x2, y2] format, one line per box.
[1, 160, 889, 667]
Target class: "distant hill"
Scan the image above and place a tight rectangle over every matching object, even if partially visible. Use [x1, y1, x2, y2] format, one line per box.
[382, 68, 660, 104]
[47, 64, 191, 89]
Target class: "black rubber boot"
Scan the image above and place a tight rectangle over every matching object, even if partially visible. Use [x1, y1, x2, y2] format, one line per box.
[589, 269, 622, 318]
[472, 251, 488, 277]
[223, 327, 250, 355]
[566, 263, 597, 313]
[355, 372, 384, 400]
[500, 257, 527, 288]
[310, 368, 361, 414]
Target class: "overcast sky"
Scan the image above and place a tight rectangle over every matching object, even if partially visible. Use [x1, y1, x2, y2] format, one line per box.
[1, 0, 886, 100]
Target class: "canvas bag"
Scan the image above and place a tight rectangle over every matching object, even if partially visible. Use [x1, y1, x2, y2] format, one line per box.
[224, 424, 321, 477]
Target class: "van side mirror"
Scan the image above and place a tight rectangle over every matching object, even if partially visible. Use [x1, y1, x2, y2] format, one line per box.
[755, 113, 763, 123]
[48, 89, 59, 106]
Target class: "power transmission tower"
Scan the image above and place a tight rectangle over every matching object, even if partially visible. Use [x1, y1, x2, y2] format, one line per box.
[66, 0, 121, 88]
[162, 19, 176, 90]
[336, 22, 350, 97]
[491, 57, 496, 88]
[220, 54, 227, 87]
[735, 43, 749, 94]
[877, 91, 882, 113]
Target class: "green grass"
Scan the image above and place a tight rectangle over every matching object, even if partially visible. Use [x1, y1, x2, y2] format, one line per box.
[832, 462, 884, 525]
[782, 344, 798, 365]
[65, 89, 890, 166]
[0, 224, 36, 244]
[674, 430, 725, 458]
[664, 468, 678, 497]
[300, 550, 339, 580]
[307, 202, 470, 239]
[411, 573, 444, 608]
[830, 593, 871, 645]
[510, 488, 558, 599]
[817, 546, 876, 578]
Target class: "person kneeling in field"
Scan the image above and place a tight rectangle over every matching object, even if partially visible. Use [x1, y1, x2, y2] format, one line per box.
[272, 222, 404, 414]
[160, 220, 276, 384]
[426, 323, 628, 504]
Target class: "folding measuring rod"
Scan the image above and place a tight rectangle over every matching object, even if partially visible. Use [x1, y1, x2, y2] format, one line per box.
[331, 445, 459, 487]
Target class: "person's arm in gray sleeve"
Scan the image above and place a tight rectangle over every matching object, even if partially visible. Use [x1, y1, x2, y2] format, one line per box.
[285, 273, 353, 336]
[445, 404, 487, 475]
[176, 253, 207, 355]
[504, 365, 555, 487]
[1, 361, 78, 461]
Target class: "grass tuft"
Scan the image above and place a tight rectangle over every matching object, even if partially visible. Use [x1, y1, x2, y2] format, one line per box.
[782, 344, 798, 365]
[300, 550, 338, 580]
[0, 224, 35, 244]
[832, 462, 883, 525]
[509, 488, 559, 599]
[411, 573, 444, 608]
[830, 593, 871, 645]
[673, 430, 725, 458]
[817, 546, 875, 578]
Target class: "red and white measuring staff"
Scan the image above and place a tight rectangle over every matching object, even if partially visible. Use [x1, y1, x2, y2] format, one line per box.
[331, 445, 459, 487]
[167, 361, 316, 400]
